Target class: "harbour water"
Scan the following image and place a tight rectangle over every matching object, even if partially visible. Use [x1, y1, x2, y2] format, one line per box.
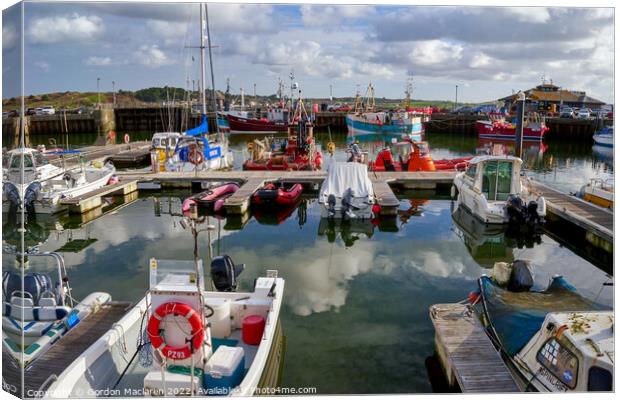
[2, 187, 613, 394]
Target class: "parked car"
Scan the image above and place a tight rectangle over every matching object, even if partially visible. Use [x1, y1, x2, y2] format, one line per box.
[38, 106, 56, 115]
[576, 108, 592, 119]
[327, 103, 342, 111]
[559, 107, 574, 118]
[2, 111, 8, 119]
[26, 107, 37, 115]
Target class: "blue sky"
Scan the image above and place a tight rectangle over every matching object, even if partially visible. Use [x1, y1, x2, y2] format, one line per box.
[2, 2, 615, 103]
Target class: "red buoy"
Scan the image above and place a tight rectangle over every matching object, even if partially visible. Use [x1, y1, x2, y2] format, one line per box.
[242, 315, 266, 345]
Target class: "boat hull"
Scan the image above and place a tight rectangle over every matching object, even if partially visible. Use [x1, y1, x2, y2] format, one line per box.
[476, 121, 548, 141]
[251, 183, 303, 206]
[346, 114, 423, 140]
[226, 114, 288, 134]
[593, 134, 613, 147]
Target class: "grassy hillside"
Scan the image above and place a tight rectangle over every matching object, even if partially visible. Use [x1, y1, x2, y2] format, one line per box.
[2, 88, 481, 111]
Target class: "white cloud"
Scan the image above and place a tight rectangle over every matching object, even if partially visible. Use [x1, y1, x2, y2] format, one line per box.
[133, 45, 174, 68]
[146, 20, 188, 39]
[84, 56, 112, 66]
[28, 14, 104, 44]
[409, 40, 463, 66]
[3, 25, 18, 50]
[469, 52, 492, 68]
[34, 61, 50, 72]
[301, 5, 372, 27]
[505, 7, 551, 24]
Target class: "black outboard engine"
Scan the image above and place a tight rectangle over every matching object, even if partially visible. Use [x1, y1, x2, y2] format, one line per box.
[210, 255, 245, 292]
[341, 188, 355, 219]
[24, 182, 42, 215]
[526, 201, 542, 225]
[507, 260, 534, 292]
[327, 194, 337, 218]
[506, 194, 525, 224]
[3, 182, 21, 213]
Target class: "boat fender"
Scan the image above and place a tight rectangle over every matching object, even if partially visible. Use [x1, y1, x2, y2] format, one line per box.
[147, 302, 204, 360]
[507, 260, 534, 292]
[468, 290, 480, 304]
[124, 133, 130, 144]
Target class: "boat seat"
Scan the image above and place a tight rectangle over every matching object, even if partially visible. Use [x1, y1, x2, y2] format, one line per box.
[10, 295, 35, 321]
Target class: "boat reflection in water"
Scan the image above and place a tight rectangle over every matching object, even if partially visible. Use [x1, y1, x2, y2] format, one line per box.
[592, 144, 614, 171]
[252, 199, 308, 227]
[451, 202, 542, 268]
[318, 215, 397, 247]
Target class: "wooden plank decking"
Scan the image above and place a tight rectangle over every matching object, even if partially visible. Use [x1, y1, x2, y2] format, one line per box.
[429, 303, 519, 393]
[529, 181, 613, 244]
[224, 178, 268, 214]
[60, 180, 138, 214]
[2, 302, 132, 398]
[371, 181, 400, 215]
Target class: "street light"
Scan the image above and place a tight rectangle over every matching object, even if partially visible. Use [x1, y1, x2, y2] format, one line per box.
[455, 85, 458, 111]
[97, 77, 101, 108]
[112, 80, 116, 108]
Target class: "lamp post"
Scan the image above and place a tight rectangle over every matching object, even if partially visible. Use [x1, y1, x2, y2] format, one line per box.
[112, 80, 116, 108]
[455, 85, 458, 111]
[97, 77, 101, 108]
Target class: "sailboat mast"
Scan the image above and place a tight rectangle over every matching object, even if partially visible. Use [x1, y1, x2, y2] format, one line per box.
[205, 3, 220, 133]
[199, 4, 207, 116]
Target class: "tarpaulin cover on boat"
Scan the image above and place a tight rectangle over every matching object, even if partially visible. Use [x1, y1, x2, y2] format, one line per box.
[184, 115, 209, 136]
[319, 162, 374, 202]
[478, 275, 603, 357]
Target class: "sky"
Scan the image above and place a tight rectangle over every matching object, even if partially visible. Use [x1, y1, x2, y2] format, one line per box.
[1, 1, 615, 103]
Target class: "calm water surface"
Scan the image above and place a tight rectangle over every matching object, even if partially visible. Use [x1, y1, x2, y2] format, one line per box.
[2, 191, 613, 393]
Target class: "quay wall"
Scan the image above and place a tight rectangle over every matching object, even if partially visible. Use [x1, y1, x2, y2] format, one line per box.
[3, 108, 610, 140]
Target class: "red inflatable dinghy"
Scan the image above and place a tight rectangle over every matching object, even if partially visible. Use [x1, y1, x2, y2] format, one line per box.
[183, 182, 240, 214]
[251, 183, 303, 207]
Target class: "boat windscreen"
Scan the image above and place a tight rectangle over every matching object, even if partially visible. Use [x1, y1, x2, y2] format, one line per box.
[479, 276, 605, 357]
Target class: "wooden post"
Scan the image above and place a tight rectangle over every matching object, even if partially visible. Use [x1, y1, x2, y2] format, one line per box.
[514, 91, 525, 158]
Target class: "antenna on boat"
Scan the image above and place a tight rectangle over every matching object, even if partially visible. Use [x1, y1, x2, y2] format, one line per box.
[204, 3, 220, 134]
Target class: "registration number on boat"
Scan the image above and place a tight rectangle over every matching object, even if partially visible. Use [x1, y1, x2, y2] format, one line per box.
[537, 367, 568, 392]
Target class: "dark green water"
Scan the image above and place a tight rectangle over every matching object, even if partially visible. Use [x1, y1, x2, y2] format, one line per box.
[2, 192, 613, 394]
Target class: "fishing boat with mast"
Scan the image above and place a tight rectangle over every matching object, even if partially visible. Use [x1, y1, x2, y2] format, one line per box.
[243, 79, 322, 171]
[152, 4, 232, 173]
[345, 82, 425, 140]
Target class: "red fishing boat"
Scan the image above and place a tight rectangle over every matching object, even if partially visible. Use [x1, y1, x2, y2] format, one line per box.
[251, 182, 303, 206]
[368, 140, 470, 172]
[243, 96, 322, 171]
[476, 113, 548, 141]
[226, 114, 288, 134]
[182, 182, 240, 214]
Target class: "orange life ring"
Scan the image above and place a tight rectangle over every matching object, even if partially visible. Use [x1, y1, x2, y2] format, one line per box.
[189, 146, 204, 165]
[124, 133, 130, 144]
[147, 302, 204, 360]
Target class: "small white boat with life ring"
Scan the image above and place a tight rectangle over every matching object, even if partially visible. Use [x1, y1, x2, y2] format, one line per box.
[43, 255, 285, 397]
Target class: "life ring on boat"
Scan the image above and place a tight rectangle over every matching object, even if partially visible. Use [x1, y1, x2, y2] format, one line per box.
[247, 142, 254, 152]
[147, 302, 204, 360]
[326, 141, 335, 155]
[124, 133, 130, 144]
[189, 146, 204, 165]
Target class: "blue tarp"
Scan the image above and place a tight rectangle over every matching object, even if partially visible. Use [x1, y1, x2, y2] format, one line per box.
[479, 275, 602, 356]
[184, 115, 209, 136]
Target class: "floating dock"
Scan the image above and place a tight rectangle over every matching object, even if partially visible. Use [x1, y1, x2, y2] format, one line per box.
[45, 142, 151, 169]
[2, 302, 132, 397]
[60, 180, 139, 214]
[529, 181, 613, 250]
[429, 303, 519, 393]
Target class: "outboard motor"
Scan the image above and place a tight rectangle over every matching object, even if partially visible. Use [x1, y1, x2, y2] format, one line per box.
[506, 194, 525, 224]
[3, 182, 21, 212]
[24, 182, 42, 215]
[210, 255, 245, 292]
[327, 194, 337, 218]
[526, 201, 541, 225]
[507, 260, 534, 292]
[341, 188, 355, 219]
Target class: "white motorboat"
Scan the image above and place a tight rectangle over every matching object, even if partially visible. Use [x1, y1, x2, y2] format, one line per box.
[44, 255, 285, 397]
[2, 148, 67, 212]
[452, 155, 546, 225]
[2, 251, 112, 367]
[592, 126, 613, 148]
[319, 161, 377, 219]
[575, 178, 613, 209]
[31, 162, 116, 214]
[164, 132, 234, 172]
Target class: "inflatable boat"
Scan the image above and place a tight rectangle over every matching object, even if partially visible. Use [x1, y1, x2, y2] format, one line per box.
[182, 182, 240, 214]
[251, 182, 303, 207]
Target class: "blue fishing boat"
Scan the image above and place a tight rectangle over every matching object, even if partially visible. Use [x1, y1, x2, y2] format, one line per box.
[345, 83, 424, 140]
[471, 262, 613, 392]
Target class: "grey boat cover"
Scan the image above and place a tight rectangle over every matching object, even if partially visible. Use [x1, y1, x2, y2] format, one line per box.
[319, 162, 374, 203]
